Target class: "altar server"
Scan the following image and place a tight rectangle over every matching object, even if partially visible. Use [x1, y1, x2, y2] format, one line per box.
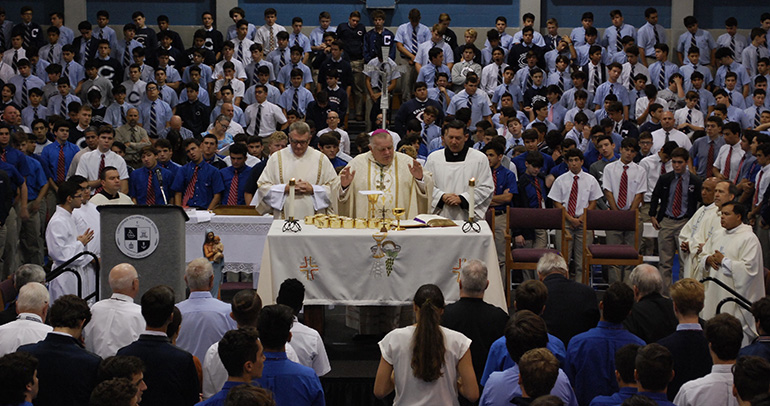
[424, 120, 493, 220]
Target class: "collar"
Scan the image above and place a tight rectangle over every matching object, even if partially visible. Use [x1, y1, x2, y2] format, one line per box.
[711, 364, 735, 374]
[189, 291, 214, 299]
[676, 323, 703, 331]
[264, 351, 288, 360]
[110, 293, 134, 302]
[636, 392, 668, 401]
[597, 320, 625, 330]
[99, 189, 119, 200]
[142, 330, 170, 337]
[445, 145, 469, 162]
[17, 313, 44, 323]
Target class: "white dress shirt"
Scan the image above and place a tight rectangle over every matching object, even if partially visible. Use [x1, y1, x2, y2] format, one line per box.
[547, 171, 603, 217]
[673, 364, 738, 406]
[650, 128, 692, 154]
[714, 142, 746, 182]
[0, 313, 53, 356]
[83, 293, 145, 358]
[602, 160, 647, 210]
[674, 107, 704, 130]
[75, 149, 130, 182]
[289, 316, 331, 376]
[244, 100, 287, 137]
[753, 164, 770, 207]
[316, 127, 350, 155]
[639, 154, 674, 202]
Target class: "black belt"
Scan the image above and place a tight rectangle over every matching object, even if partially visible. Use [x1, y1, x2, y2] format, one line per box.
[493, 208, 507, 215]
[664, 215, 685, 220]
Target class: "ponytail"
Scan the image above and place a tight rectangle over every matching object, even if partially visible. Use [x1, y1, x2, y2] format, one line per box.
[411, 284, 446, 382]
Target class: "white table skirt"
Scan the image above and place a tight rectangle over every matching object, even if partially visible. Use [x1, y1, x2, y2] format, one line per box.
[256, 220, 508, 311]
[185, 215, 274, 274]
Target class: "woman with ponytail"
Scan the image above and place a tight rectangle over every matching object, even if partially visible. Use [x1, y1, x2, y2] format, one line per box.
[374, 284, 479, 405]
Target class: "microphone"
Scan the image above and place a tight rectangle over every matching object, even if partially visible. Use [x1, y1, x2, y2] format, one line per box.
[155, 168, 168, 205]
[155, 168, 164, 185]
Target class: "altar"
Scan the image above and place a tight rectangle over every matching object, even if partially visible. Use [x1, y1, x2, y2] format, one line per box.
[255, 220, 508, 311]
[185, 214, 274, 276]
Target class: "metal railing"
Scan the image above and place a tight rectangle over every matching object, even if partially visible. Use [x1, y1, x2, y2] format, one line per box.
[699, 276, 753, 313]
[46, 252, 100, 302]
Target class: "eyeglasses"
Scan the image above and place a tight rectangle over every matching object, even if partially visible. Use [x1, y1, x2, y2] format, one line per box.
[289, 139, 309, 145]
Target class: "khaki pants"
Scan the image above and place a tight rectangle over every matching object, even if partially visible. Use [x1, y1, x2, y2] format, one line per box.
[19, 204, 45, 265]
[606, 229, 637, 284]
[754, 214, 770, 269]
[397, 54, 417, 102]
[1, 207, 19, 279]
[556, 223, 591, 283]
[639, 202, 655, 256]
[350, 59, 366, 118]
[494, 213, 508, 274]
[658, 217, 688, 291]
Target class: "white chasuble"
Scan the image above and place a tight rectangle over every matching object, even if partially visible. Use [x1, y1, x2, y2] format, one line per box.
[255, 147, 339, 219]
[337, 152, 433, 219]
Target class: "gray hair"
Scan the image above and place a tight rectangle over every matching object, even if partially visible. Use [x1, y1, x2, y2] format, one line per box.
[536, 253, 568, 277]
[108, 263, 138, 292]
[289, 121, 310, 136]
[16, 282, 49, 313]
[215, 114, 231, 125]
[185, 258, 214, 290]
[369, 130, 393, 146]
[629, 264, 664, 296]
[460, 259, 488, 294]
[15, 264, 46, 288]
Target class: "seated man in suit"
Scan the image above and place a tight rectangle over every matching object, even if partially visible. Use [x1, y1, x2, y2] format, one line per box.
[17, 295, 101, 406]
[623, 264, 678, 343]
[117, 285, 200, 406]
[537, 253, 600, 346]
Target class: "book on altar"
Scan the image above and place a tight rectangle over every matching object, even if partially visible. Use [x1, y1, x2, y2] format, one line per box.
[400, 214, 457, 228]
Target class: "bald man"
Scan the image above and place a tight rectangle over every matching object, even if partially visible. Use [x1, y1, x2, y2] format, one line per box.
[159, 115, 195, 141]
[83, 263, 145, 358]
[650, 111, 692, 154]
[114, 108, 151, 168]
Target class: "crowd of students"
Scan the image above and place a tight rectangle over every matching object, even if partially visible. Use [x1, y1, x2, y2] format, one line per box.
[1, 4, 770, 406]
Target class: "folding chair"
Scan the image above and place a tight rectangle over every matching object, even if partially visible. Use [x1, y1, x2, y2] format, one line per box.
[505, 207, 568, 306]
[582, 209, 643, 286]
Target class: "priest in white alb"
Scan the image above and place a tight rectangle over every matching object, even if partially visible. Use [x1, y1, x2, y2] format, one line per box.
[678, 178, 721, 280]
[697, 201, 766, 345]
[424, 120, 494, 220]
[254, 121, 339, 218]
[337, 129, 433, 218]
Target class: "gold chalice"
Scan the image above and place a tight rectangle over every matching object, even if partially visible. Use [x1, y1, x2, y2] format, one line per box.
[367, 193, 381, 219]
[392, 207, 406, 230]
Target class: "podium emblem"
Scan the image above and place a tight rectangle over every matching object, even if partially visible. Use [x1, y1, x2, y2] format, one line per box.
[115, 215, 160, 259]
